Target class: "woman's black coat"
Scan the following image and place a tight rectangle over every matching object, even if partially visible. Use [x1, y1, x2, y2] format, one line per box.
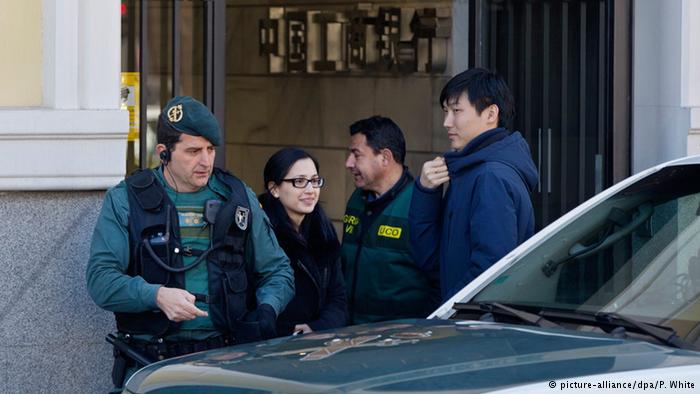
[261, 197, 347, 336]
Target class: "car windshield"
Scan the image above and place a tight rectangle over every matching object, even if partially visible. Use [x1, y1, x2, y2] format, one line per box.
[472, 164, 700, 345]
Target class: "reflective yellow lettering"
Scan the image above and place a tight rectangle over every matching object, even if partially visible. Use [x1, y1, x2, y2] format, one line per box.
[343, 215, 359, 225]
[377, 225, 402, 239]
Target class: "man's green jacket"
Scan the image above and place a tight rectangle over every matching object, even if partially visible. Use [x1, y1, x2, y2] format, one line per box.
[86, 168, 294, 336]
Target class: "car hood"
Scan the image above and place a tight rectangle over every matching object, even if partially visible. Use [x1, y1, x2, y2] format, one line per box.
[125, 319, 700, 393]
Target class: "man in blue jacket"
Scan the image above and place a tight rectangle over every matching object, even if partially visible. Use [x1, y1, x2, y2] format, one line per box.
[409, 68, 538, 301]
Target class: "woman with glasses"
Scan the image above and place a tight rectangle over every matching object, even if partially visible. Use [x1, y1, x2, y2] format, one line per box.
[259, 148, 347, 336]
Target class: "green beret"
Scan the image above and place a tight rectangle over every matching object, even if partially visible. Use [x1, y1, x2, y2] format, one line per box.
[161, 96, 222, 146]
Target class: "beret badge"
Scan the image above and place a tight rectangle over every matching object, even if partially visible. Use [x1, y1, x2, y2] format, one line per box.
[167, 104, 184, 123]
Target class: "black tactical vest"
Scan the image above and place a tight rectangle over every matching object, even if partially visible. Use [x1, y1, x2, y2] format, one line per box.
[116, 168, 253, 337]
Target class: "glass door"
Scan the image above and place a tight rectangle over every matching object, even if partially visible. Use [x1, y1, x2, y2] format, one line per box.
[471, 0, 621, 229]
[121, 0, 225, 172]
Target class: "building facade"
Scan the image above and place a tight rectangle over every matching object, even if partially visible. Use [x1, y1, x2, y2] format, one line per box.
[0, 1, 125, 392]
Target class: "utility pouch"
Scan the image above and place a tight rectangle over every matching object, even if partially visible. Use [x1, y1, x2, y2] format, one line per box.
[111, 352, 129, 388]
[221, 271, 248, 330]
[204, 199, 222, 225]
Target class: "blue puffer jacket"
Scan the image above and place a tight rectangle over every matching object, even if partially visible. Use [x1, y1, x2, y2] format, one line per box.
[409, 128, 539, 300]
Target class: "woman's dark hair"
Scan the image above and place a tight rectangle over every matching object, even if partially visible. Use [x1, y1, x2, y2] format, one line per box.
[259, 148, 340, 258]
[263, 148, 319, 187]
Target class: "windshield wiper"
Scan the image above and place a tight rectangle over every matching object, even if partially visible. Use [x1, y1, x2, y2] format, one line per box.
[595, 312, 698, 350]
[537, 309, 698, 350]
[542, 202, 653, 277]
[453, 302, 562, 329]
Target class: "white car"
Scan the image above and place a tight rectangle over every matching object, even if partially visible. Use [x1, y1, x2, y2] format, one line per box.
[124, 155, 700, 393]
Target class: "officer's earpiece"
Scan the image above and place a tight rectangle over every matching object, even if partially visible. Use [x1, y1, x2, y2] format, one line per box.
[160, 150, 171, 165]
[160, 148, 179, 191]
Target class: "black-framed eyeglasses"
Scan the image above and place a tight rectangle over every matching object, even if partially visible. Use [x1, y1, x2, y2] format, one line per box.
[282, 177, 325, 188]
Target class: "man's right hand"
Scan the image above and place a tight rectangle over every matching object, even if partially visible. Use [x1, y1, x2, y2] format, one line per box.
[155, 287, 208, 322]
[419, 156, 450, 189]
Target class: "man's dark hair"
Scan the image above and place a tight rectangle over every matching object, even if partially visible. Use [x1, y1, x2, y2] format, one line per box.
[349, 116, 406, 164]
[439, 68, 515, 128]
[156, 113, 182, 151]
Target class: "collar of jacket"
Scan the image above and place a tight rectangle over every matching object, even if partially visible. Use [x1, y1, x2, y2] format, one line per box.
[272, 212, 339, 267]
[449, 127, 510, 157]
[444, 127, 510, 174]
[361, 167, 413, 210]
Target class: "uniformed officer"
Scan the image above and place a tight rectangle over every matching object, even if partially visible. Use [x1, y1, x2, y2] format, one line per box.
[86, 96, 294, 391]
[341, 116, 440, 324]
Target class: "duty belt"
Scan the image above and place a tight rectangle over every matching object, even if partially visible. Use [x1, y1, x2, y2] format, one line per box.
[116, 333, 234, 361]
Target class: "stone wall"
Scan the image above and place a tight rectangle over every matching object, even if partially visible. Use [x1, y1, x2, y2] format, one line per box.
[0, 191, 113, 393]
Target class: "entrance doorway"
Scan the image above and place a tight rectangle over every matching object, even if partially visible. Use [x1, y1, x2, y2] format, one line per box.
[121, 0, 226, 173]
[470, 0, 631, 228]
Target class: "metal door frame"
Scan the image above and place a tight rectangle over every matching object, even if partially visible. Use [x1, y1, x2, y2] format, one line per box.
[137, 0, 227, 169]
[467, 0, 631, 227]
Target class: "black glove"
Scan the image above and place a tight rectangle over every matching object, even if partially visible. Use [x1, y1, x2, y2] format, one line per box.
[244, 303, 277, 340]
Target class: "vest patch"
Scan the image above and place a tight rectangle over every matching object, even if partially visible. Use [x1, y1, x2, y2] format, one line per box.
[178, 211, 205, 227]
[343, 214, 359, 225]
[344, 214, 359, 234]
[235, 206, 250, 230]
[377, 225, 402, 239]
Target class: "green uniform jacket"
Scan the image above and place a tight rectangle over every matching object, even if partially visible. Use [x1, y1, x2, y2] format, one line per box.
[341, 175, 440, 324]
[86, 168, 294, 330]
